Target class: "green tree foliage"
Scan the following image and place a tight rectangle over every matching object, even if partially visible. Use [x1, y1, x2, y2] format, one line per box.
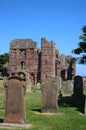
[0, 53, 9, 72]
[72, 25, 86, 64]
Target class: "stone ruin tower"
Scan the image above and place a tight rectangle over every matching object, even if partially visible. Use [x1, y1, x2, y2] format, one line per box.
[8, 39, 38, 85]
[41, 38, 55, 84]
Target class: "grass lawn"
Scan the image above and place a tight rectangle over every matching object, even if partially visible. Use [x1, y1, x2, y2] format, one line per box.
[0, 84, 86, 130]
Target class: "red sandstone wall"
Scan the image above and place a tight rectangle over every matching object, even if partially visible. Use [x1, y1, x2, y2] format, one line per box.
[8, 38, 76, 85]
[8, 39, 38, 85]
[41, 38, 55, 83]
[26, 49, 38, 84]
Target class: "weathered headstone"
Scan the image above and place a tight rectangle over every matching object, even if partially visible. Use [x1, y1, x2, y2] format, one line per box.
[4, 75, 26, 124]
[41, 77, 59, 113]
[54, 76, 61, 89]
[62, 80, 73, 95]
[84, 96, 86, 115]
[54, 76, 62, 99]
[26, 79, 32, 92]
[36, 82, 41, 90]
[72, 75, 84, 99]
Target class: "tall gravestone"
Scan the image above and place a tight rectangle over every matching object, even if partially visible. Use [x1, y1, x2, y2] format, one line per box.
[4, 75, 26, 124]
[41, 77, 59, 113]
[72, 75, 84, 99]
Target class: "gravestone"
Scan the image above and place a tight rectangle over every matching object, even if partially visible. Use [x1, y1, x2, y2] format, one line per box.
[54, 76, 62, 99]
[4, 75, 26, 124]
[84, 96, 86, 115]
[72, 75, 84, 99]
[26, 79, 32, 92]
[62, 80, 73, 95]
[41, 77, 59, 113]
[36, 82, 41, 90]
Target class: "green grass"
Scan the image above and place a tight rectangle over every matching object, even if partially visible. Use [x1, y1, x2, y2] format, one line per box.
[0, 86, 86, 130]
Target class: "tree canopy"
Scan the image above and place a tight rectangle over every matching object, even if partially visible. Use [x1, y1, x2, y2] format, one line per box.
[0, 53, 9, 73]
[72, 25, 86, 64]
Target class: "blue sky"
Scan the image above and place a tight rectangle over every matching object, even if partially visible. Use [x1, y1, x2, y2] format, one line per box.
[0, 0, 86, 76]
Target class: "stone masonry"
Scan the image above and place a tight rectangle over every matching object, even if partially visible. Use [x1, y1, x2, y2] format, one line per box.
[8, 38, 76, 85]
[41, 38, 55, 83]
[8, 39, 38, 85]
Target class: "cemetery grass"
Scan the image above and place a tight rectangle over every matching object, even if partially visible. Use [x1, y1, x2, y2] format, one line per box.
[0, 87, 86, 130]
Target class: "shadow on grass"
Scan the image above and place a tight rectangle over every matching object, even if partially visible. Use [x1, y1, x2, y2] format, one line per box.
[30, 95, 85, 114]
[0, 118, 4, 123]
[58, 96, 85, 114]
[0, 107, 4, 110]
[31, 108, 41, 113]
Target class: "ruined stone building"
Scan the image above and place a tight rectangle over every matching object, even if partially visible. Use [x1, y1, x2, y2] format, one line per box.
[8, 38, 76, 85]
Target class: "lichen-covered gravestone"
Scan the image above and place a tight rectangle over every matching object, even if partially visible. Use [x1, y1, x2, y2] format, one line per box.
[62, 80, 73, 95]
[72, 75, 84, 99]
[54, 76, 62, 99]
[41, 77, 59, 113]
[4, 75, 26, 124]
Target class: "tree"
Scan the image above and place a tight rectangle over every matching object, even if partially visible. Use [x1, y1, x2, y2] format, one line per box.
[0, 53, 9, 73]
[72, 25, 86, 64]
